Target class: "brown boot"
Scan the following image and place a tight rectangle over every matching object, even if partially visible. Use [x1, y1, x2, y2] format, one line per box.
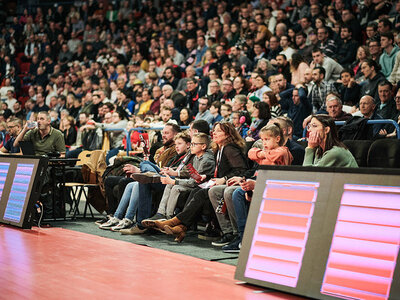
[164, 224, 187, 243]
[152, 216, 181, 232]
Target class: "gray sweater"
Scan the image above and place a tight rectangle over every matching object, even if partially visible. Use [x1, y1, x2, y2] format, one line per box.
[175, 149, 215, 188]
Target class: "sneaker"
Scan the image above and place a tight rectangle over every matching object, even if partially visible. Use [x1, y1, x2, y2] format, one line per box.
[95, 215, 111, 226]
[120, 224, 147, 235]
[141, 213, 167, 227]
[99, 217, 120, 230]
[111, 218, 133, 231]
[132, 172, 161, 184]
[212, 233, 236, 247]
[222, 236, 242, 253]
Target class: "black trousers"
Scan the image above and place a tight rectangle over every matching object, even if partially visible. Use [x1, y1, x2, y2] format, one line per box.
[177, 188, 213, 227]
[104, 176, 133, 215]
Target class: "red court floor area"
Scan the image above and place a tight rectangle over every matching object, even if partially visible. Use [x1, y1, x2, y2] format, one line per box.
[0, 225, 304, 300]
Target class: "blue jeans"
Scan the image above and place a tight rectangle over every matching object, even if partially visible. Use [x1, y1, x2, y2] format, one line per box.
[140, 160, 160, 173]
[114, 181, 140, 220]
[232, 188, 249, 239]
[136, 181, 165, 228]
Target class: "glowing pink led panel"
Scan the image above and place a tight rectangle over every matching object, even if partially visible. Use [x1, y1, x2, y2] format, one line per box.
[321, 184, 400, 300]
[244, 180, 319, 287]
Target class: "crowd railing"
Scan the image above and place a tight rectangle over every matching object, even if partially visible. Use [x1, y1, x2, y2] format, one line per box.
[302, 119, 400, 139]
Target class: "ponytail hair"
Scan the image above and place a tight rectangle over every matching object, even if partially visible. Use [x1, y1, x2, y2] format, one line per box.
[260, 122, 285, 146]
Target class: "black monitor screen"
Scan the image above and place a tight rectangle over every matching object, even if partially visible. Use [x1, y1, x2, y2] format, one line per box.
[0, 156, 48, 229]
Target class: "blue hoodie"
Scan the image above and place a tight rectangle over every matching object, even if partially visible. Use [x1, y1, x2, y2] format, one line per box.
[379, 44, 400, 78]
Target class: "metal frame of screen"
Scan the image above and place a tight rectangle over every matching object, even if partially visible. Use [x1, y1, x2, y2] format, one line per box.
[0, 155, 48, 229]
[235, 165, 400, 300]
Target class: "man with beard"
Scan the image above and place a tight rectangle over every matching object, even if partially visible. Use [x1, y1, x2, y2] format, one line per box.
[14, 111, 65, 156]
[276, 54, 291, 83]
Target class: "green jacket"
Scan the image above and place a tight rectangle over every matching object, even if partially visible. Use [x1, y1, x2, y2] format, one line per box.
[303, 146, 358, 168]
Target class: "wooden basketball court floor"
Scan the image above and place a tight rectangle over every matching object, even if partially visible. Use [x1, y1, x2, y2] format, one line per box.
[0, 225, 305, 300]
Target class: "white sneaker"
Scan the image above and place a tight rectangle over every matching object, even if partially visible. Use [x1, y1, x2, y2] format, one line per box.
[111, 218, 133, 231]
[99, 217, 120, 230]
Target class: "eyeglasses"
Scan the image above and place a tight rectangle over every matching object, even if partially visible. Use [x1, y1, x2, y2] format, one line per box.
[395, 96, 400, 101]
[191, 142, 204, 146]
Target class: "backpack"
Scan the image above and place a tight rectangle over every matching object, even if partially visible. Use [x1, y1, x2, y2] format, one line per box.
[338, 116, 372, 141]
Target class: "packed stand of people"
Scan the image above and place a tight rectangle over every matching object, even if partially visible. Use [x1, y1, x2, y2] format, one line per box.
[1, 0, 400, 252]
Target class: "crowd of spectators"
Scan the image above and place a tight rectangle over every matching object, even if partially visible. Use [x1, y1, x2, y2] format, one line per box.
[1, 0, 400, 250]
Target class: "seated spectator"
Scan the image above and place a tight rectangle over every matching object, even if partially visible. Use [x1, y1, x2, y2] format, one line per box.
[60, 115, 77, 151]
[178, 108, 193, 126]
[246, 102, 270, 141]
[290, 53, 309, 86]
[142, 133, 215, 223]
[213, 122, 293, 251]
[287, 86, 312, 139]
[0, 117, 22, 154]
[360, 59, 386, 100]
[195, 97, 214, 123]
[311, 47, 343, 83]
[351, 46, 370, 82]
[335, 25, 358, 68]
[232, 111, 251, 139]
[262, 91, 283, 119]
[376, 81, 397, 133]
[316, 26, 337, 58]
[220, 103, 232, 122]
[303, 114, 358, 167]
[100, 131, 191, 231]
[379, 32, 400, 79]
[97, 110, 128, 163]
[275, 54, 291, 83]
[309, 66, 337, 113]
[210, 101, 223, 124]
[252, 74, 271, 99]
[334, 69, 361, 109]
[146, 122, 248, 242]
[14, 111, 66, 156]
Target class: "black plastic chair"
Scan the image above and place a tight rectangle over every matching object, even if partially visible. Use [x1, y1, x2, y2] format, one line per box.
[343, 140, 373, 168]
[367, 139, 400, 168]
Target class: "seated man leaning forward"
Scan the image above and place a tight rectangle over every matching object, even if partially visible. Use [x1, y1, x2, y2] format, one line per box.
[14, 111, 66, 156]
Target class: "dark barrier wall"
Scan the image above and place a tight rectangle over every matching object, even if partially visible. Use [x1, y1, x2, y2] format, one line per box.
[0, 155, 48, 229]
[236, 166, 400, 300]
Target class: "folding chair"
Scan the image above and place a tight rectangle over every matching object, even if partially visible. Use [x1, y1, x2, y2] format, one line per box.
[65, 151, 98, 219]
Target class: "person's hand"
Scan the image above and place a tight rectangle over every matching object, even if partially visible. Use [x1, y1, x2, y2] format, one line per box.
[245, 136, 255, 142]
[302, 115, 312, 129]
[347, 78, 355, 88]
[123, 164, 140, 174]
[257, 150, 266, 159]
[307, 131, 322, 149]
[227, 176, 242, 186]
[379, 129, 388, 136]
[160, 167, 177, 176]
[160, 174, 175, 185]
[212, 177, 226, 186]
[240, 179, 256, 191]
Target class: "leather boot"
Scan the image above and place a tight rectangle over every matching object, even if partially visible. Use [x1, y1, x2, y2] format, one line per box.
[164, 224, 187, 243]
[152, 216, 181, 232]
